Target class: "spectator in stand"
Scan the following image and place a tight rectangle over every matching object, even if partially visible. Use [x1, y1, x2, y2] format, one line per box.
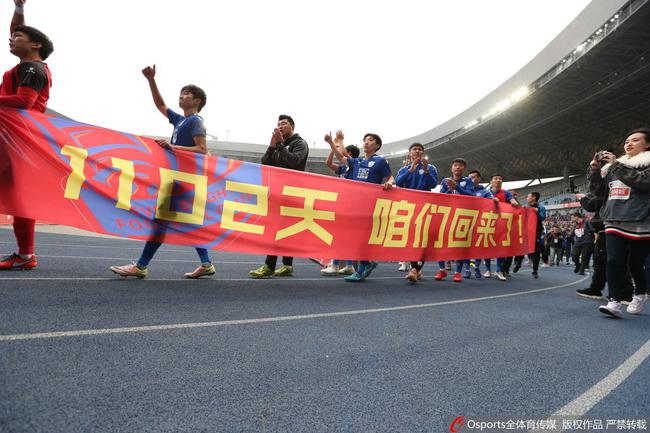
[395, 143, 438, 283]
[589, 129, 650, 317]
[571, 212, 594, 275]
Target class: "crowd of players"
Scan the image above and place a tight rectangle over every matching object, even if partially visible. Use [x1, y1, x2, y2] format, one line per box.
[1, 1, 648, 319]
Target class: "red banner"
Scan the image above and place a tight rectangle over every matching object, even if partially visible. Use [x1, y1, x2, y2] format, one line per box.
[0, 108, 537, 261]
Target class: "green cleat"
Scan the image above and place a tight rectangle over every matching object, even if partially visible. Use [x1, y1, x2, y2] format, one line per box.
[273, 265, 293, 277]
[344, 272, 365, 282]
[249, 264, 274, 279]
[361, 261, 378, 279]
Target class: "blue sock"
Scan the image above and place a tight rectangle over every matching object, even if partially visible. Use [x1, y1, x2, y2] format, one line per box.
[137, 241, 162, 268]
[196, 248, 211, 264]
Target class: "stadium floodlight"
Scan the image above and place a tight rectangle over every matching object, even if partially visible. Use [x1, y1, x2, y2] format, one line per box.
[576, 43, 586, 52]
[495, 99, 512, 112]
[614, 14, 619, 19]
[465, 119, 478, 129]
[511, 86, 529, 101]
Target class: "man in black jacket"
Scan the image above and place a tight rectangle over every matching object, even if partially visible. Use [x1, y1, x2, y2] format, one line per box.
[571, 212, 595, 275]
[249, 114, 309, 278]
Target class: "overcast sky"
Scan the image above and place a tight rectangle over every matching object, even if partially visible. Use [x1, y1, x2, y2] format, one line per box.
[1, 0, 592, 148]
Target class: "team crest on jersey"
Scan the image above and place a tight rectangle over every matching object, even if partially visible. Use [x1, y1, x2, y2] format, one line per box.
[368, 161, 375, 167]
[419, 169, 424, 175]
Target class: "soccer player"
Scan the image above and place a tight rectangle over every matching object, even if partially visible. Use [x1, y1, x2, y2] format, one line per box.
[0, 0, 54, 271]
[434, 158, 474, 282]
[488, 174, 519, 281]
[325, 131, 394, 282]
[395, 143, 438, 283]
[321, 133, 359, 276]
[467, 170, 494, 279]
[110, 65, 215, 278]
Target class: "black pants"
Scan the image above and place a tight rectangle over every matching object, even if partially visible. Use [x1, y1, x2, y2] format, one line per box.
[590, 234, 606, 292]
[589, 233, 635, 294]
[542, 244, 550, 264]
[265, 255, 293, 269]
[411, 261, 424, 271]
[514, 241, 544, 273]
[605, 234, 649, 301]
[572, 243, 594, 274]
[502, 256, 513, 273]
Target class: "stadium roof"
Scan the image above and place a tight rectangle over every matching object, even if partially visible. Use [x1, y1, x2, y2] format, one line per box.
[381, 0, 650, 180]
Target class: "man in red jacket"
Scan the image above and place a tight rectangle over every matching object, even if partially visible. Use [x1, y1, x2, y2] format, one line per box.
[0, 0, 54, 270]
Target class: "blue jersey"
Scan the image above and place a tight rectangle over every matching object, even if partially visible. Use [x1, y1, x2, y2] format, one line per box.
[346, 155, 391, 185]
[473, 184, 493, 199]
[167, 108, 206, 148]
[440, 176, 474, 195]
[336, 164, 353, 180]
[395, 164, 438, 191]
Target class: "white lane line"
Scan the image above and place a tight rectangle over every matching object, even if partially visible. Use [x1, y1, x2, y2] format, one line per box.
[0, 276, 588, 342]
[0, 240, 247, 255]
[537, 338, 650, 433]
[36, 255, 267, 264]
[0, 276, 407, 282]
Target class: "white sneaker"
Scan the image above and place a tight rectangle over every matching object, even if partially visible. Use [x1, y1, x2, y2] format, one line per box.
[627, 294, 648, 315]
[483, 271, 492, 278]
[495, 271, 507, 281]
[338, 265, 355, 275]
[541, 263, 550, 268]
[398, 262, 410, 272]
[599, 300, 623, 318]
[320, 264, 340, 275]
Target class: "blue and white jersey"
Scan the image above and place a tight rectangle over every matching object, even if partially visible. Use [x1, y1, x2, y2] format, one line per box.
[440, 176, 474, 195]
[473, 184, 494, 199]
[395, 164, 438, 191]
[346, 155, 392, 185]
[336, 164, 353, 180]
[167, 108, 206, 147]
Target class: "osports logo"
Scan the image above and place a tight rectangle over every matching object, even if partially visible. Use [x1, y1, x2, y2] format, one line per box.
[450, 416, 465, 432]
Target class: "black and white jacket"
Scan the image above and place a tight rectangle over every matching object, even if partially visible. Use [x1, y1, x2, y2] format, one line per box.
[588, 151, 650, 238]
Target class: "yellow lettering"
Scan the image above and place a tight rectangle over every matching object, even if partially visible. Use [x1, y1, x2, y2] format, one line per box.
[368, 199, 392, 245]
[412, 204, 431, 248]
[156, 168, 207, 225]
[432, 205, 452, 248]
[61, 145, 88, 200]
[275, 186, 338, 245]
[474, 211, 499, 248]
[221, 181, 269, 234]
[383, 200, 415, 248]
[501, 212, 513, 247]
[111, 158, 135, 210]
[448, 208, 480, 248]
